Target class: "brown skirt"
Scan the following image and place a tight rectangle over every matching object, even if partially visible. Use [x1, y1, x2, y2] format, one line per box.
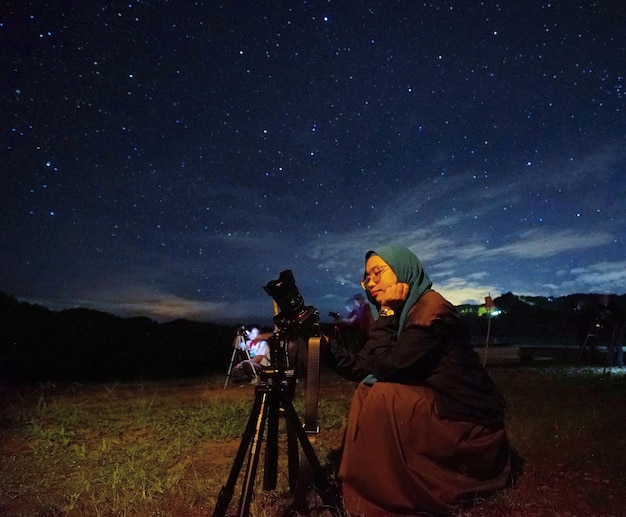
[338, 382, 511, 516]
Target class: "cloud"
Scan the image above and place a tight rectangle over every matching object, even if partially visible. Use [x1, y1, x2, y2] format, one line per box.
[436, 276, 499, 305]
[567, 261, 626, 292]
[484, 229, 612, 259]
[58, 285, 272, 324]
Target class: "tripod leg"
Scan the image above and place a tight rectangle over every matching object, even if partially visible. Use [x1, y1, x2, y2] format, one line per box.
[284, 378, 300, 492]
[237, 390, 271, 516]
[263, 388, 280, 490]
[245, 349, 259, 381]
[286, 418, 312, 514]
[286, 417, 300, 492]
[224, 347, 240, 389]
[213, 390, 268, 517]
[280, 397, 338, 511]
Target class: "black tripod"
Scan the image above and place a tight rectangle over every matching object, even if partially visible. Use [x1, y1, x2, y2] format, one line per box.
[212, 332, 338, 517]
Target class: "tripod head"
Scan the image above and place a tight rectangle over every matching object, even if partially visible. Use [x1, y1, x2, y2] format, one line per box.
[267, 329, 291, 371]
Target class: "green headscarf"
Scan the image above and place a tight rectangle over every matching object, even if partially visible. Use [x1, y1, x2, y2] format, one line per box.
[365, 245, 433, 333]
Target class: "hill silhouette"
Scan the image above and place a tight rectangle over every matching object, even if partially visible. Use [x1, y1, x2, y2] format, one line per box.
[0, 292, 235, 383]
[1, 291, 624, 383]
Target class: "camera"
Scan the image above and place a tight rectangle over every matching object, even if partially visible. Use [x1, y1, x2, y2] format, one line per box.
[263, 269, 319, 333]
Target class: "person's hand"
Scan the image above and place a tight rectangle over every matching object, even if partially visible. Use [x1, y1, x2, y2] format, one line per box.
[376, 282, 409, 310]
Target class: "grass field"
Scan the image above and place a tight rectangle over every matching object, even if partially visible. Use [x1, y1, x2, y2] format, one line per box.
[1, 362, 625, 516]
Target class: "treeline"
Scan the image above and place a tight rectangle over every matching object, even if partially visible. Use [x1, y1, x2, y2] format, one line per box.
[0, 292, 235, 383]
[1, 291, 624, 383]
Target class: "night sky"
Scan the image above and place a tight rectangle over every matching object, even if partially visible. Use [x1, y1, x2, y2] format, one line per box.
[2, 1, 625, 325]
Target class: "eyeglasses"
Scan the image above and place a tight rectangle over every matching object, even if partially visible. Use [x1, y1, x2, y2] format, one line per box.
[360, 266, 389, 290]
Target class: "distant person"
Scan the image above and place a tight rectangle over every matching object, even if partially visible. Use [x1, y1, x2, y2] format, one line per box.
[330, 297, 361, 350]
[232, 326, 270, 383]
[338, 293, 374, 353]
[323, 244, 511, 516]
[574, 298, 600, 361]
[598, 295, 625, 367]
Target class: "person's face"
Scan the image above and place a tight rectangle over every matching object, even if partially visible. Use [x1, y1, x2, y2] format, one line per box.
[362, 255, 398, 299]
[248, 327, 259, 339]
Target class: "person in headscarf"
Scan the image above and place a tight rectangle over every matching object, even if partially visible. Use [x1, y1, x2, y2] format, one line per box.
[323, 245, 511, 516]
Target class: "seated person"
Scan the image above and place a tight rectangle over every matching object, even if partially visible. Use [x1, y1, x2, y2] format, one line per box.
[232, 325, 270, 382]
[323, 245, 511, 515]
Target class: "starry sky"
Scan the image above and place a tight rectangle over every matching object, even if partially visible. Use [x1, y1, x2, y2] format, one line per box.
[2, 1, 625, 325]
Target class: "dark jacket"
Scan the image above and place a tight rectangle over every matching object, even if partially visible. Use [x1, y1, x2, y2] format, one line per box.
[326, 290, 506, 428]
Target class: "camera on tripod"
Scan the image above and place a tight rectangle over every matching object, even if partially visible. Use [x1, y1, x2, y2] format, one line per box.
[213, 270, 338, 517]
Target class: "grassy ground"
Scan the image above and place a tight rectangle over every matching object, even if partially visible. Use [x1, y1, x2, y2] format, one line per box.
[1, 361, 625, 516]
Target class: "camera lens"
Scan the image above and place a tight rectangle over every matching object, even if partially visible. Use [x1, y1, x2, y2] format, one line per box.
[263, 270, 304, 316]
[263, 270, 319, 331]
